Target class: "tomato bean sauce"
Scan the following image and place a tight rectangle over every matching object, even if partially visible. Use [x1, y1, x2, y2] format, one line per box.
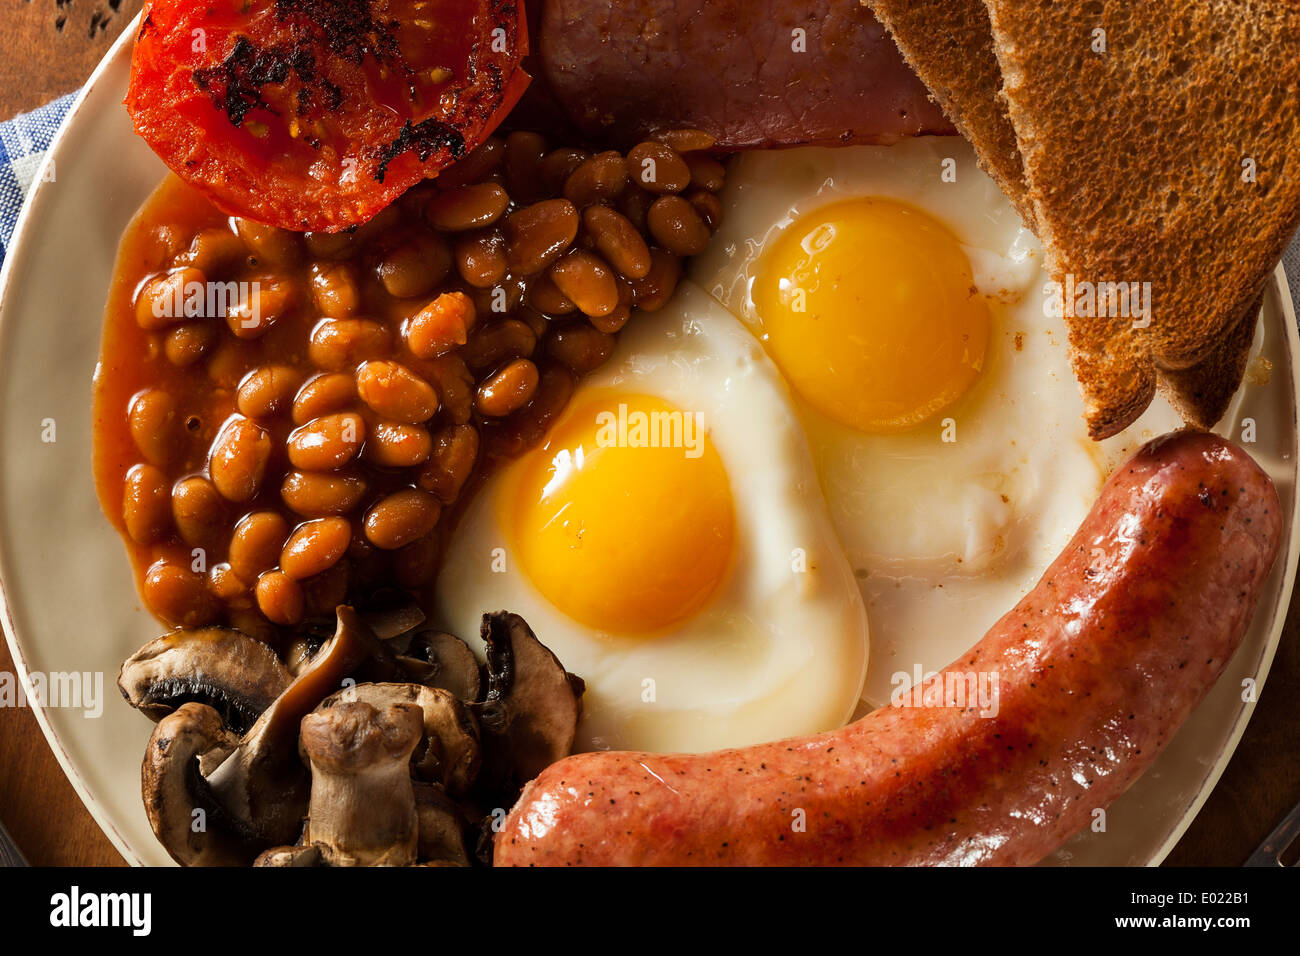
[93, 129, 724, 647]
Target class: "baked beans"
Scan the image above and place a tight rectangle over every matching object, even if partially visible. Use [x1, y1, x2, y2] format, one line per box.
[453, 230, 508, 288]
[143, 559, 219, 629]
[545, 322, 616, 375]
[171, 475, 227, 552]
[424, 354, 475, 425]
[255, 570, 305, 626]
[181, 228, 247, 275]
[281, 517, 352, 580]
[419, 425, 479, 504]
[281, 469, 369, 517]
[526, 270, 577, 316]
[207, 562, 247, 601]
[686, 189, 725, 231]
[164, 323, 215, 367]
[564, 151, 629, 208]
[376, 231, 451, 299]
[504, 131, 548, 203]
[237, 365, 301, 420]
[434, 136, 504, 190]
[539, 147, 589, 195]
[287, 412, 366, 470]
[405, 292, 476, 359]
[303, 230, 355, 260]
[292, 372, 357, 425]
[629, 248, 684, 311]
[685, 154, 727, 193]
[590, 302, 632, 335]
[549, 250, 619, 318]
[651, 128, 717, 153]
[96, 127, 726, 640]
[225, 275, 295, 339]
[581, 205, 652, 280]
[503, 199, 579, 275]
[135, 268, 204, 330]
[627, 142, 691, 195]
[618, 187, 654, 234]
[228, 511, 290, 582]
[309, 318, 392, 371]
[122, 464, 171, 544]
[309, 261, 361, 317]
[392, 531, 441, 589]
[476, 359, 540, 417]
[426, 183, 510, 232]
[128, 389, 182, 466]
[355, 361, 439, 423]
[209, 417, 272, 503]
[365, 420, 434, 468]
[647, 195, 711, 256]
[364, 489, 441, 550]
[234, 218, 302, 268]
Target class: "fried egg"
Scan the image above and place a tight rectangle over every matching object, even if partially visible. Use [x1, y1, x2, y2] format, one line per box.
[692, 137, 1188, 708]
[435, 281, 870, 752]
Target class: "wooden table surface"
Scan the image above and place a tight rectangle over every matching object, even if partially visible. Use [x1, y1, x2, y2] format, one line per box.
[1, 0, 1298, 868]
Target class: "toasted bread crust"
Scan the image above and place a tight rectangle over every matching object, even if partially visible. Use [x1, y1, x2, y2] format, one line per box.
[866, 0, 1035, 227]
[1159, 290, 1264, 429]
[983, 0, 1300, 438]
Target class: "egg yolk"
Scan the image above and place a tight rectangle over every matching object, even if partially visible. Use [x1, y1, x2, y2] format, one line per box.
[506, 392, 735, 635]
[752, 198, 990, 433]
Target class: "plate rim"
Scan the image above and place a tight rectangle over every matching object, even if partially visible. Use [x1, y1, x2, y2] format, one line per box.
[0, 16, 1296, 868]
[0, 15, 144, 866]
[1143, 263, 1300, 866]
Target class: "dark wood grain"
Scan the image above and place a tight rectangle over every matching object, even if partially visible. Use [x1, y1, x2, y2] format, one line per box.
[0, 638, 123, 865]
[0, 0, 1296, 870]
[0, 1, 143, 117]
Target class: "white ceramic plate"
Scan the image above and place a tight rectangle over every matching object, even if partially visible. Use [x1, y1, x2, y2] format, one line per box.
[1, 20, 1297, 867]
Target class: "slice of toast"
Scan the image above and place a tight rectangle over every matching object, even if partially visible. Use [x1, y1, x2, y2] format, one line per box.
[983, 0, 1300, 438]
[865, 0, 1035, 227]
[1158, 288, 1264, 429]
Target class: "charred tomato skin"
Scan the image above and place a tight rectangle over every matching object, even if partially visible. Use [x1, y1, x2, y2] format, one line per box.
[126, 0, 529, 231]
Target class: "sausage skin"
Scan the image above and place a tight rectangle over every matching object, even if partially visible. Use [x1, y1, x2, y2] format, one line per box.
[496, 431, 1283, 866]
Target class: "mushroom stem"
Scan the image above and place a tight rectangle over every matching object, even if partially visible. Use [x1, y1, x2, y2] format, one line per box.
[206, 605, 381, 844]
[315, 682, 482, 797]
[300, 701, 423, 867]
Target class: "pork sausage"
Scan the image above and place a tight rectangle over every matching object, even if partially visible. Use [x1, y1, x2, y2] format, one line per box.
[495, 430, 1283, 865]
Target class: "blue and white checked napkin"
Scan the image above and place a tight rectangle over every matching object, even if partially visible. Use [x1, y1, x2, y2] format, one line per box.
[1, 90, 1298, 308]
[0, 92, 77, 262]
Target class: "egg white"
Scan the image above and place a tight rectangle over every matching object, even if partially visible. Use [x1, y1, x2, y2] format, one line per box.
[434, 281, 870, 752]
[692, 137, 1200, 709]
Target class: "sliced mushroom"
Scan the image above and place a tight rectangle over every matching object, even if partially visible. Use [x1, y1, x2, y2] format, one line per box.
[285, 601, 427, 678]
[300, 700, 423, 867]
[396, 630, 482, 702]
[362, 600, 427, 641]
[316, 682, 481, 797]
[205, 605, 379, 844]
[119, 628, 291, 735]
[474, 612, 584, 792]
[141, 702, 266, 866]
[413, 782, 470, 866]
